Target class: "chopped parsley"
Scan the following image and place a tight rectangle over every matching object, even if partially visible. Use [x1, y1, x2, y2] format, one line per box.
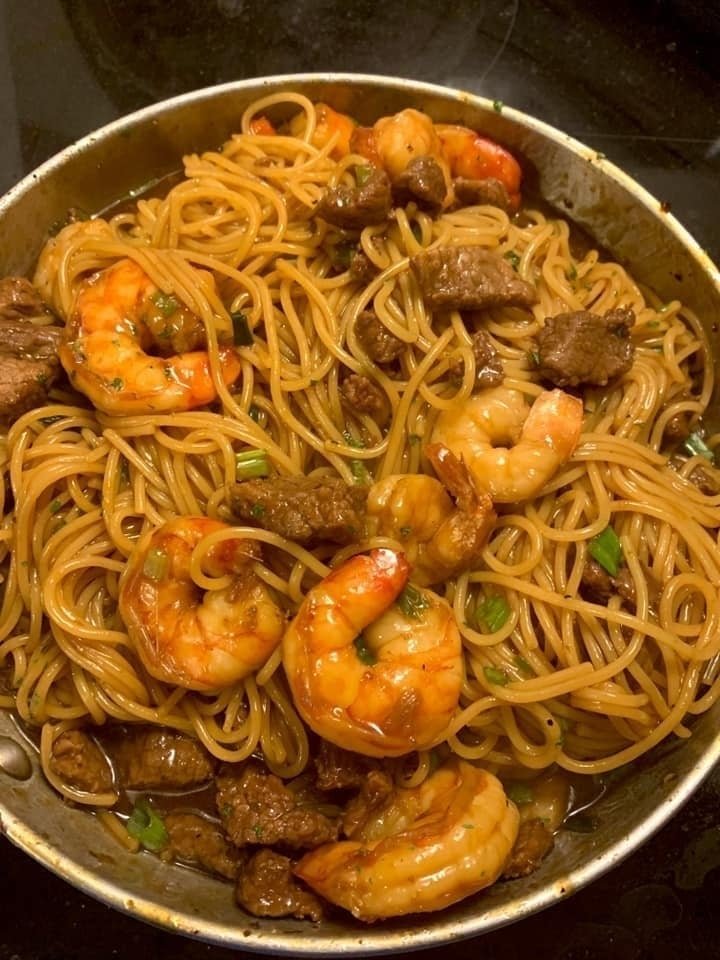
[108, 377, 124, 391]
[152, 291, 180, 318]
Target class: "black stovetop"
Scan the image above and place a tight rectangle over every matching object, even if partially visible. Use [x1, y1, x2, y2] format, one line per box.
[1, 2, 719, 958]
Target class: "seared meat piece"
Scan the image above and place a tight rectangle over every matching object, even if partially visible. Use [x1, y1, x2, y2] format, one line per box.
[340, 373, 390, 425]
[165, 812, 243, 880]
[0, 280, 63, 424]
[580, 559, 636, 607]
[237, 850, 324, 921]
[108, 729, 215, 790]
[216, 761, 340, 849]
[447, 329, 504, 387]
[230, 475, 367, 547]
[355, 310, 405, 364]
[452, 176, 512, 212]
[315, 169, 392, 230]
[502, 818, 554, 879]
[410, 245, 538, 311]
[342, 769, 396, 838]
[536, 307, 635, 387]
[689, 463, 720, 496]
[392, 156, 447, 210]
[664, 410, 691, 443]
[314, 741, 383, 792]
[350, 249, 379, 284]
[49, 729, 113, 794]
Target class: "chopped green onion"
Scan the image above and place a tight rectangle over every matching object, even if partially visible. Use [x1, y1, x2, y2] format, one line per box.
[331, 242, 355, 269]
[492, 99, 504, 114]
[49, 499, 62, 515]
[483, 666, 510, 686]
[235, 448, 270, 480]
[397, 584, 430, 620]
[474, 594, 510, 633]
[563, 814, 598, 834]
[152, 291, 180, 318]
[355, 165, 373, 187]
[248, 404, 263, 423]
[40, 415, 64, 426]
[350, 459, 371, 485]
[503, 250, 520, 270]
[343, 430, 366, 449]
[566, 264, 577, 281]
[588, 526, 623, 576]
[514, 655, 534, 676]
[683, 431, 715, 464]
[126, 798, 168, 852]
[142, 547, 168, 581]
[108, 377, 123, 391]
[407, 433, 422, 445]
[231, 311, 254, 347]
[250, 503, 265, 518]
[506, 782, 534, 805]
[354, 633, 377, 665]
[527, 349, 540, 367]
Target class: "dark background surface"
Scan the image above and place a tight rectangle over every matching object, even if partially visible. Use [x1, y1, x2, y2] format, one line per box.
[1, 1, 719, 958]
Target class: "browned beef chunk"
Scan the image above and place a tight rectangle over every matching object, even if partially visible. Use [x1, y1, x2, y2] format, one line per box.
[165, 812, 243, 880]
[580, 559, 636, 607]
[355, 310, 405, 364]
[216, 761, 340, 850]
[314, 741, 383, 792]
[453, 177, 511, 212]
[448, 329, 504, 387]
[690, 463, 720, 495]
[342, 769, 396, 838]
[0, 279, 63, 424]
[502, 818, 554, 879]
[230, 475, 367, 546]
[315, 169, 392, 229]
[350, 249, 379, 284]
[536, 307, 635, 387]
[108, 729, 215, 790]
[664, 410, 691, 444]
[340, 373, 390, 425]
[237, 850, 324, 921]
[392, 156, 447, 210]
[410, 245, 538, 311]
[49, 729, 113, 794]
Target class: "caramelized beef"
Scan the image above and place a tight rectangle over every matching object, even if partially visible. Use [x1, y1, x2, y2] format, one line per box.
[340, 373, 390, 425]
[410, 245, 538, 311]
[664, 410, 692, 444]
[536, 307, 635, 387]
[230, 475, 367, 546]
[689, 462, 720, 495]
[502, 818, 554, 879]
[453, 177, 512, 212]
[392, 156, 447, 210]
[216, 761, 340, 850]
[315, 169, 392, 229]
[49, 729, 113, 794]
[237, 850, 324, 921]
[355, 310, 405, 363]
[447, 329, 504, 387]
[580, 559, 636, 607]
[349, 249, 379, 284]
[165, 812, 243, 880]
[314, 741, 383, 792]
[0, 277, 54, 321]
[109, 729, 215, 790]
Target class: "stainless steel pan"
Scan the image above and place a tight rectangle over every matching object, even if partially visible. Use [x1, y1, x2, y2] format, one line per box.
[1, 74, 719, 955]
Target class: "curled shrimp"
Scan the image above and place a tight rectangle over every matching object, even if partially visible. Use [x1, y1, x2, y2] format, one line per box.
[282, 548, 462, 757]
[295, 758, 520, 921]
[431, 386, 583, 502]
[289, 102, 356, 159]
[119, 517, 285, 691]
[371, 108, 449, 181]
[60, 258, 241, 415]
[365, 446, 495, 586]
[435, 124, 522, 209]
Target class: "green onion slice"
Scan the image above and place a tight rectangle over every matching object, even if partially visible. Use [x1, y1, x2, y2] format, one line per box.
[354, 633, 377, 665]
[350, 459, 371, 485]
[355, 165, 373, 187]
[397, 584, 430, 620]
[142, 547, 168, 581]
[126, 798, 168, 852]
[588, 526, 623, 576]
[683, 431, 715, 463]
[475, 594, 510, 633]
[483, 666, 510, 686]
[231, 311, 254, 346]
[506, 782, 534, 805]
[235, 448, 270, 480]
[152, 291, 180, 318]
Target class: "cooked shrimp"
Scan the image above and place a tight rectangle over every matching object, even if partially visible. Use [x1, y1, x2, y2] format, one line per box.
[435, 124, 522, 209]
[295, 758, 519, 921]
[371, 108, 449, 181]
[289, 102, 356, 159]
[282, 548, 463, 757]
[366, 446, 495, 586]
[119, 517, 285, 692]
[60, 258, 241, 415]
[431, 386, 583, 502]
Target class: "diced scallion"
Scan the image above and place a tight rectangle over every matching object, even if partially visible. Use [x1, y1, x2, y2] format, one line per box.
[231, 311, 254, 346]
[355, 165, 372, 187]
[503, 250, 520, 270]
[397, 584, 430, 619]
[474, 594, 510, 633]
[235, 448, 270, 480]
[126, 798, 168, 852]
[483, 666, 509, 686]
[152, 291, 180, 318]
[350, 459, 371, 485]
[142, 547, 168, 581]
[505, 782, 534, 805]
[588, 526, 622, 576]
[354, 633, 377, 665]
[683, 431, 715, 464]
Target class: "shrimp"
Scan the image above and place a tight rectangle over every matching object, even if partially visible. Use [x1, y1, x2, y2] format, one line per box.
[435, 124, 522, 209]
[365, 446, 496, 586]
[371, 108, 449, 181]
[282, 548, 463, 757]
[119, 517, 285, 691]
[60, 258, 241, 415]
[289, 102, 356, 159]
[295, 758, 520, 921]
[431, 386, 583, 502]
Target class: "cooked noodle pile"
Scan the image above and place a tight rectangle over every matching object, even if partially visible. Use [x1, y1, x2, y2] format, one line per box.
[1, 92, 719, 810]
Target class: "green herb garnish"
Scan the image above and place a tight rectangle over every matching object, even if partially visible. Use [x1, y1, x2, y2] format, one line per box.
[49, 499, 62, 515]
[588, 526, 623, 576]
[126, 799, 168, 852]
[108, 377, 123, 391]
[354, 633, 377, 665]
[343, 430, 366, 449]
[474, 594, 510, 632]
[483, 666, 510, 686]
[142, 547, 168, 581]
[407, 433, 422, 445]
[250, 503, 265, 518]
[503, 250, 520, 270]
[152, 291, 180, 318]
[683, 432, 715, 464]
[397, 584, 430, 619]
[514, 655, 534, 676]
[231, 311, 254, 347]
[506, 782, 534, 805]
[350, 459, 371, 485]
[235, 448, 270, 480]
[492, 99, 504, 114]
[40, 415, 64, 426]
[566, 264, 577, 281]
[355, 165, 373, 187]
